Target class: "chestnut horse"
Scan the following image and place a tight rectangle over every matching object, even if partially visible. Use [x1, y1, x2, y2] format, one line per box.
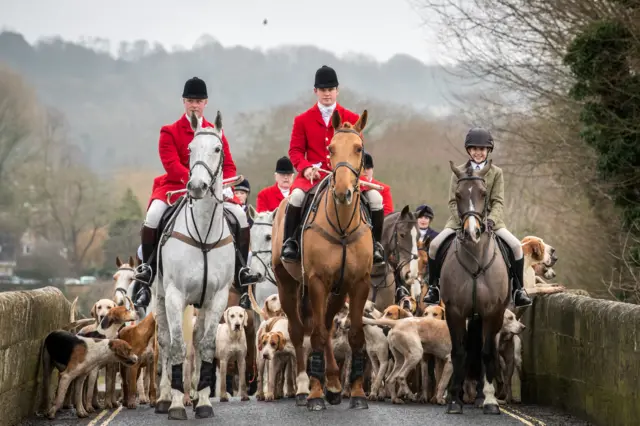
[272, 109, 372, 411]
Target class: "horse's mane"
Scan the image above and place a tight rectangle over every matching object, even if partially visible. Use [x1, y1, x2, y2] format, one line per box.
[339, 122, 355, 130]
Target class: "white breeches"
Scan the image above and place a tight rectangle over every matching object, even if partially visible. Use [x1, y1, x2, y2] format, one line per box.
[362, 189, 383, 211]
[428, 227, 523, 260]
[144, 200, 169, 229]
[144, 199, 248, 229]
[289, 187, 383, 211]
[223, 201, 249, 228]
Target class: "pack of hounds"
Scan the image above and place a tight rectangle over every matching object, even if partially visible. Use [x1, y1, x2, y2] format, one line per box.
[38, 233, 581, 419]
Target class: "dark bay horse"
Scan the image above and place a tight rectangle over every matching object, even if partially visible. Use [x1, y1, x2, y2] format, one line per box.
[272, 109, 372, 411]
[368, 206, 419, 312]
[440, 160, 510, 415]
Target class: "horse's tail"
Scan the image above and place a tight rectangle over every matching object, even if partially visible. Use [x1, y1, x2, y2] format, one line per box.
[362, 316, 402, 328]
[248, 284, 266, 318]
[466, 315, 484, 381]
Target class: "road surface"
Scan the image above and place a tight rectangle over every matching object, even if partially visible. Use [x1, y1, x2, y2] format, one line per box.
[21, 397, 592, 426]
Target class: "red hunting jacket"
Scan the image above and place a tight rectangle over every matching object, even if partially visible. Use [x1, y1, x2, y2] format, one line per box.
[256, 183, 287, 213]
[289, 103, 362, 192]
[149, 115, 239, 208]
[360, 177, 394, 216]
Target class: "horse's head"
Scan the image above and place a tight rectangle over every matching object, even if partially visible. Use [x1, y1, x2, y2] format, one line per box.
[247, 205, 276, 283]
[450, 159, 492, 243]
[387, 206, 419, 285]
[113, 256, 136, 306]
[328, 109, 368, 205]
[187, 111, 224, 200]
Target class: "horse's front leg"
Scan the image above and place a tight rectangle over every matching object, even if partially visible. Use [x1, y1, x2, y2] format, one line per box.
[445, 313, 467, 414]
[481, 315, 503, 415]
[323, 292, 348, 405]
[194, 286, 229, 418]
[164, 285, 188, 420]
[154, 293, 172, 414]
[274, 266, 309, 405]
[306, 276, 329, 411]
[346, 278, 370, 409]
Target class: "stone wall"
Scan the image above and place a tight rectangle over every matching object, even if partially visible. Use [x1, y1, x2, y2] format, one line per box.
[521, 293, 640, 426]
[0, 287, 72, 426]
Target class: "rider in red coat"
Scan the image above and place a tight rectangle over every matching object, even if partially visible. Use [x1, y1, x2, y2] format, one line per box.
[256, 156, 295, 213]
[281, 65, 385, 265]
[360, 152, 394, 216]
[133, 77, 260, 310]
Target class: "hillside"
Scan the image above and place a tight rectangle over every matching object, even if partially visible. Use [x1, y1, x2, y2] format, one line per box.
[0, 31, 483, 174]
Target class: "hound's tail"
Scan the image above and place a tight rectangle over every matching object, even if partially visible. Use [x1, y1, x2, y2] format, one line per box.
[248, 284, 266, 319]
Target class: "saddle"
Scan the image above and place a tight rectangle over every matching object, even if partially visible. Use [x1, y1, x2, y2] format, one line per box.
[154, 196, 240, 277]
[436, 230, 514, 285]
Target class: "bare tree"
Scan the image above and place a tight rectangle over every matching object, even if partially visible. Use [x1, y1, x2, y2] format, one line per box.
[25, 109, 112, 275]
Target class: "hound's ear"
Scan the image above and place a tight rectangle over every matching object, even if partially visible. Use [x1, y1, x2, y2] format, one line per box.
[243, 312, 249, 327]
[91, 304, 98, 320]
[276, 332, 286, 351]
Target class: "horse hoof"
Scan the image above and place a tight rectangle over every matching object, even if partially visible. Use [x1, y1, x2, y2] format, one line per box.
[295, 393, 308, 406]
[474, 398, 485, 408]
[195, 405, 214, 418]
[483, 403, 501, 415]
[326, 390, 342, 405]
[168, 407, 188, 420]
[446, 401, 463, 414]
[306, 398, 326, 411]
[349, 396, 369, 409]
[154, 401, 171, 414]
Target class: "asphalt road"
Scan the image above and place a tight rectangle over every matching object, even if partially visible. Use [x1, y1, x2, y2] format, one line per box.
[21, 397, 593, 426]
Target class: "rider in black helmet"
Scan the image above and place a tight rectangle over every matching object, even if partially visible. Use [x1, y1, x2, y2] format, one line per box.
[423, 127, 533, 307]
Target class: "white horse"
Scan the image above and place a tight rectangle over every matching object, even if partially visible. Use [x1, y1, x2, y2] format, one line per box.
[247, 206, 279, 311]
[154, 111, 236, 420]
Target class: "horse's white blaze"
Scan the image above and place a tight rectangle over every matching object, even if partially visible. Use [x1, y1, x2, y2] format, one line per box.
[467, 187, 479, 235]
[249, 211, 278, 309]
[409, 226, 419, 280]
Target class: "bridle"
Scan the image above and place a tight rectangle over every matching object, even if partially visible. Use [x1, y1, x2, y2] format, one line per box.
[250, 220, 276, 286]
[455, 175, 488, 235]
[325, 128, 366, 236]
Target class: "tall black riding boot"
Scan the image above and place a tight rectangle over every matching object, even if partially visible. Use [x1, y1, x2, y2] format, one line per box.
[235, 227, 260, 309]
[133, 225, 157, 308]
[512, 257, 532, 307]
[281, 205, 303, 262]
[370, 209, 386, 266]
[423, 256, 441, 305]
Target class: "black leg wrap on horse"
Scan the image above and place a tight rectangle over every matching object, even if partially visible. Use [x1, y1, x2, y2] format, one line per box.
[197, 361, 214, 391]
[171, 363, 184, 393]
[306, 350, 325, 384]
[349, 349, 366, 384]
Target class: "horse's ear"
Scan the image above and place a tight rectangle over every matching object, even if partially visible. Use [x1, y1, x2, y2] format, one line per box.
[400, 205, 410, 218]
[214, 110, 223, 130]
[269, 208, 278, 221]
[331, 109, 342, 130]
[449, 161, 463, 178]
[189, 111, 199, 132]
[128, 256, 134, 267]
[116, 256, 122, 268]
[354, 110, 368, 133]
[477, 159, 492, 177]
[247, 204, 257, 221]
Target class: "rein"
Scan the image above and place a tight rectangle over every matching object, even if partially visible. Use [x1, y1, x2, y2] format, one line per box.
[305, 127, 368, 295]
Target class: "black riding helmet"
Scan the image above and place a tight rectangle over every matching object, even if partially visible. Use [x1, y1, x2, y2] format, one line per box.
[464, 127, 494, 151]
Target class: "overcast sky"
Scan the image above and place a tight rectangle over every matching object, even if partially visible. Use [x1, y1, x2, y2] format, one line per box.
[1, 0, 446, 64]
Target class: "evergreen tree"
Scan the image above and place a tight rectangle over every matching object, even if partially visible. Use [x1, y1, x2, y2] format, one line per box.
[102, 188, 143, 269]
